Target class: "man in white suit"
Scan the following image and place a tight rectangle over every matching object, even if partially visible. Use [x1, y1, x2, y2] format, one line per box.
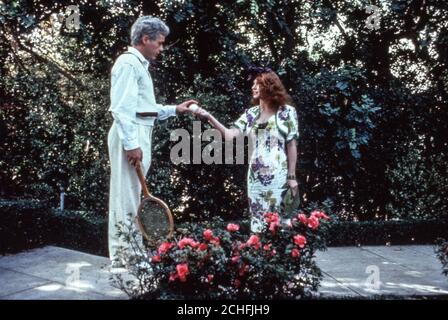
[108, 16, 197, 267]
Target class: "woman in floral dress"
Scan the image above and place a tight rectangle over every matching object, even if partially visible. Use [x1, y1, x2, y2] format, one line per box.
[195, 69, 299, 232]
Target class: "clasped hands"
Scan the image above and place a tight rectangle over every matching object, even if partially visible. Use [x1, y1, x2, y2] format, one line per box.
[126, 100, 209, 167]
[175, 100, 209, 120]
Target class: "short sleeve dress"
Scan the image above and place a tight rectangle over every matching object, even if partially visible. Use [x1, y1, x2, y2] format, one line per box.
[233, 105, 299, 232]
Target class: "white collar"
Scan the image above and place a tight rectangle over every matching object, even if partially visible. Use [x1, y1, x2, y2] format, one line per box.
[127, 46, 149, 67]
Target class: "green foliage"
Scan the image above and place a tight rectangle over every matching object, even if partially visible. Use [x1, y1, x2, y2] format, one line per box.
[0, 69, 110, 213]
[0, 199, 52, 254]
[2, 198, 446, 260]
[436, 238, 448, 279]
[50, 208, 107, 256]
[1, 0, 447, 223]
[386, 143, 448, 220]
[0, 200, 107, 255]
[149, 75, 249, 221]
[326, 219, 448, 246]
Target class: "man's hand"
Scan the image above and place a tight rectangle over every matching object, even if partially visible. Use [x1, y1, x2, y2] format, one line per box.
[176, 99, 199, 114]
[126, 147, 142, 167]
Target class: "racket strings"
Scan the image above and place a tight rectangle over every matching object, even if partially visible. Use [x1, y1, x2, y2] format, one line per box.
[139, 199, 171, 239]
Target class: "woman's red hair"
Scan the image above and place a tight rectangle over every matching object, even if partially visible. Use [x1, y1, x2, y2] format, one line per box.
[251, 71, 294, 110]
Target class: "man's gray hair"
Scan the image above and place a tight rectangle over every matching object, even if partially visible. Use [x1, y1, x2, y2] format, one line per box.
[130, 16, 170, 45]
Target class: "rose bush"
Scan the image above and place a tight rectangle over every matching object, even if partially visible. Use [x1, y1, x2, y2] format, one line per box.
[112, 210, 330, 299]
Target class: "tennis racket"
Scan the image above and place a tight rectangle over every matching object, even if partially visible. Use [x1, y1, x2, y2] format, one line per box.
[135, 161, 174, 246]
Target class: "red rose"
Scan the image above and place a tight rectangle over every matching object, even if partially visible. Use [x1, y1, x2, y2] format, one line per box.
[176, 263, 190, 282]
[227, 223, 240, 232]
[298, 213, 308, 225]
[178, 237, 199, 250]
[234, 279, 241, 288]
[210, 237, 221, 246]
[239, 264, 249, 276]
[207, 274, 214, 283]
[269, 221, 280, 234]
[169, 273, 178, 282]
[311, 210, 330, 220]
[307, 216, 320, 230]
[263, 244, 272, 251]
[198, 243, 208, 251]
[293, 234, 307, 248]
[264, 212, 280, 224]
[151, 255, 161, 263]
[158, 242, 174, 255]
[203, 229, 214, 241]
[231, 256, 240, 264]
[246, 235, 261, 250]
[291, 248, 300, 258]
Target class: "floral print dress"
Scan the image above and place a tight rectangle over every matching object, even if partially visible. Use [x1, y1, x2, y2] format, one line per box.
[233, 105, 299, 232]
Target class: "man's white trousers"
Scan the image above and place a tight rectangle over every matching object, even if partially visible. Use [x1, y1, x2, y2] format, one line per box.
[107, 121, 153, 261]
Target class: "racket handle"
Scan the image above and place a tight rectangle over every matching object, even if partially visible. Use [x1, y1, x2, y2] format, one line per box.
[135, 161, 151, 198]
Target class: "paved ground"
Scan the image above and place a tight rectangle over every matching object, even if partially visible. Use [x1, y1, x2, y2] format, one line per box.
[1, 245, 447, 299]
[0, 246, 127, 300]
[316, 245, 448, 298]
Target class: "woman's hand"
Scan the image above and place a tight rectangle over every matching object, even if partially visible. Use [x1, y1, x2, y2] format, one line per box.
[287, 179, 299, 196]
[194, 107, 211, 121]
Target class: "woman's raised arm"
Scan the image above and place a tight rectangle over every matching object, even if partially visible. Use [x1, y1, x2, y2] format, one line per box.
[195, 108, 241, 141]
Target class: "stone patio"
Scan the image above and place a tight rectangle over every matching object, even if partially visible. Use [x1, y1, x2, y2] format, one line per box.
[1, 245, 447, 299]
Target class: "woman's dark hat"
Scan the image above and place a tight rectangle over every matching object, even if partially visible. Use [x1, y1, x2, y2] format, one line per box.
[246, 65, 273, 81]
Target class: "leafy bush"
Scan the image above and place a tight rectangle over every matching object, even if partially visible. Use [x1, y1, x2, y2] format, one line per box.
[112, 210, 330, 299]
[50, 209, 107, 256]
[436, 239, 448, 279]
[1, 1, 447, 224]
[326, 219, 448, 246]
[4, 196, 447, 260]
[386, 144, 448, 220]
[0, 71, 111, 214]
[0, 199, 107, 256]
[0, 199, 52, 254]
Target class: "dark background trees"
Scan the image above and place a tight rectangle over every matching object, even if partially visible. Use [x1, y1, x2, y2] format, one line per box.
[1, 0, 447, 222]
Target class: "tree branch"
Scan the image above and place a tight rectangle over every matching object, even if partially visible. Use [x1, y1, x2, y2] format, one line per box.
[17, 38, 87, 89]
